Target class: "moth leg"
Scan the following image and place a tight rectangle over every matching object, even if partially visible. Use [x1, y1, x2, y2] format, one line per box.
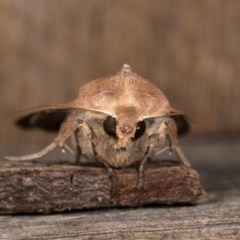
[103, 162, 117, 183]
[74, 122, 96, 164]
[6, 115, 79, 161]
[101, 161, 118, 202]
[6, 142, 58, 161]
[165, 119, 191, 167]
[137, 147, 150, 190]
[74, 129, 82, 164]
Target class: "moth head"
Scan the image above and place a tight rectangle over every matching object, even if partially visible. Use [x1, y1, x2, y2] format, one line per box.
[103, 115, 146, 143]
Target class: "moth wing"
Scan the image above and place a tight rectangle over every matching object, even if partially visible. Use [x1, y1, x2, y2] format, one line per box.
[16, 101, 110, 132]
[17, 107, 68, 132]
[170, 114, 190, 135]
[169, 108, 191, 135]
[143, 108, 190, 136]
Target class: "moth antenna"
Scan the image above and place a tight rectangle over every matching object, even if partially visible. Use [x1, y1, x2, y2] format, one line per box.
[61, 147, 66, 154]
[155, 146, 169, 156]
[62, 143, 75, 155]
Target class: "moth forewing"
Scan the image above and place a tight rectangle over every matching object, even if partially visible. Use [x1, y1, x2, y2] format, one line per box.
[16, 102, 112, 130]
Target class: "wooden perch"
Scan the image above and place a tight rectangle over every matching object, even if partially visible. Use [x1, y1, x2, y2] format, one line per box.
[0, 160, 206, 214]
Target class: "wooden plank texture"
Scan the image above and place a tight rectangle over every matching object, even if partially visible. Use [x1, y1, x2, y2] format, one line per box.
[0, 161, 206, 214]
[0, 136, 240, 239]
[0, 184, 239, 240]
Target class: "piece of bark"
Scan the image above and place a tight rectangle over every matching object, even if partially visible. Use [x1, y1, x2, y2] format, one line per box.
[0, 160, 206, 214]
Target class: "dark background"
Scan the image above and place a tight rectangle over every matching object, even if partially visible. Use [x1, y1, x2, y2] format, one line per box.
[1, 0, 240, 153]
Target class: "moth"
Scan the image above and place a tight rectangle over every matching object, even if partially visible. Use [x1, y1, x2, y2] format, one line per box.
[6, 64, 191, 189]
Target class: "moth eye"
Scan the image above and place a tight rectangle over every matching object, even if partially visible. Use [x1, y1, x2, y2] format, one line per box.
[133, 121, 146, 140]
[103, 116, 117, 137]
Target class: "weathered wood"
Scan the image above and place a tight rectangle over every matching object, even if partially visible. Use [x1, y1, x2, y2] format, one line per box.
[1, 198, 240, 240]
[0, 161, 206, 214]
[1, 136, 240, 239]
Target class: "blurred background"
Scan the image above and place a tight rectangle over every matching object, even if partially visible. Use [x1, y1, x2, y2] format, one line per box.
[0, 0, 240, 158]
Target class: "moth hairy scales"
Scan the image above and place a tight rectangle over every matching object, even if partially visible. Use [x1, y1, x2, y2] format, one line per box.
[6, 64, 190, 189]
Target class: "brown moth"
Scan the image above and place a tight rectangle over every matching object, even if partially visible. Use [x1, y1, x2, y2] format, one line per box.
[6, 64, 190, 188]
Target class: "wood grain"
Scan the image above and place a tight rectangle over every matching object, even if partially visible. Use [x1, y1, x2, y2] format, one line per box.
[0, 161, 206, 214]
[0, 136, 240, 239]
[1, 199, 239, 240]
